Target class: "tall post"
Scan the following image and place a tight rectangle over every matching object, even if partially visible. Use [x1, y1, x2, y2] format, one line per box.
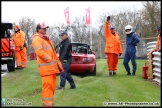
[90, 24, 92, 49]
[70, 24, 72, 42]
[99, 34, 102, 58]
[98, 25, 103, 58]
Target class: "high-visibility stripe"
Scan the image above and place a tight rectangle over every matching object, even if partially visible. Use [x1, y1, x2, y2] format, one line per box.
[16, 61, 22, 66]
[44, 55, 49, 61]
[43, 46, 52, 50]
[21, 62, 27, 67]
[43, 103, 53, 107]
[21, 62, 26, 65]
[38, 60, 56, 67]
[42, 98, 53, 101]
[34, 46, 42, 51]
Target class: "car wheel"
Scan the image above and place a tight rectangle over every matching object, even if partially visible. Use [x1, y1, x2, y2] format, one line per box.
[7, 54, 15, 72]
[7, 65, 15, 72]
[89, 64, 96, 76]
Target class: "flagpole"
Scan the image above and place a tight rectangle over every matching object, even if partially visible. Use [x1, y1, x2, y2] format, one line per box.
[90, 23, 92, 49]
[69, 6, 72, 41]
[70, 24, 72, 42]
[85, 6, 91, 48]
[90, 6, 92, 49]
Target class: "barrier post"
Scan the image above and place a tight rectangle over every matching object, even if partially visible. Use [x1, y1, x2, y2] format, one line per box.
[148, 52, 153, 79]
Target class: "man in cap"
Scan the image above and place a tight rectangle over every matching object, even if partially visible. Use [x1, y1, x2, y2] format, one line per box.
[104, 16, 123, 76]
[32, 22, 64, 107]
[12, 24, 27, 69]
[56, 30, 76, 90]
[153, 26, 161, 52]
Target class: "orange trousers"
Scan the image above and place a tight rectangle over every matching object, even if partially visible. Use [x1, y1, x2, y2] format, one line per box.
[106, 53, 118, 71]
[42, 74, 56, 107]
[15, 47, 27, 68]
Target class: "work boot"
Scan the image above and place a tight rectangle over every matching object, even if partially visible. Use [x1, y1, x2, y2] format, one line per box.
[56, 86, 64, 90]
[113, 71, 116, 75]
[109, 71, 112, 76]
[15, 66, 23, 69]
[132, 72, 135, 76]
[69, 86, 76, 89]
[127, 72, 131, 75]
[21, 67, 26, 69]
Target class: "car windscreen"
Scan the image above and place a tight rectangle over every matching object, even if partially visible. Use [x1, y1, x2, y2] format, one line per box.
[1, 23, 13, 38]
[55, 43, 90, 54]
[72, 43, 89, 54]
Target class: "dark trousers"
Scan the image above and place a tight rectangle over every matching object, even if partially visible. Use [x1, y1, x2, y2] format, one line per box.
[123, 52, 137, 73]
[60, 63, 75, 87]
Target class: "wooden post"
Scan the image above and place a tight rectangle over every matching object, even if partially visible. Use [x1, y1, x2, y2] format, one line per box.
[148, 52, 153, 79]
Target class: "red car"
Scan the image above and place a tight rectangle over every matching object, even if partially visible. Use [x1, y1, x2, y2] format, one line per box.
[55, 42, 96, 76]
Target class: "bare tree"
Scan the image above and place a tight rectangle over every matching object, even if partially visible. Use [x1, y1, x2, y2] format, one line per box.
[141, 1, 161, 41]
[71, 16, 88, 42]
[47, 24, 63, 46]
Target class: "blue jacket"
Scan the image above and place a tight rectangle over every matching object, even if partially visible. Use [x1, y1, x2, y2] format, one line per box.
[125, 32, 140, 53]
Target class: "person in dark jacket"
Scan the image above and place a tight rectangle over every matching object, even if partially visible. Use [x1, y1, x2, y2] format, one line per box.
[123, 25, 140, 76]
[56, 31, 76, 90]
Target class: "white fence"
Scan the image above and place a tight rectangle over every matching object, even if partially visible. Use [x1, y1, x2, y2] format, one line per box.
[146, 41, 161, 85]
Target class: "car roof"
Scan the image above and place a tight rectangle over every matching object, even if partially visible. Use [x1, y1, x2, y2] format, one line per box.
[1, 23, 13, 29]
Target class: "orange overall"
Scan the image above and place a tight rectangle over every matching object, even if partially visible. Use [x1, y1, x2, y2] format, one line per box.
[104, 21, 122, 72]
[12, 30, 27, 68]
[154, 34, 161, 52]
[32, 33, 64, 107]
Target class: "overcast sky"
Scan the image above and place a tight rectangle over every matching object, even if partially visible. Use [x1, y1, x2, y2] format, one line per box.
[2, 1, 145, 27]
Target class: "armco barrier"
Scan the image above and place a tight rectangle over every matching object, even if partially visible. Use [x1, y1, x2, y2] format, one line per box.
[152, 52, 161, 84]
[146, 41, 161, 85]
[146, 41, 157, 52]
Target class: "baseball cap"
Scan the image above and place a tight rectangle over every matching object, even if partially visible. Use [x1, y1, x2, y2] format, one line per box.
[110, 25, 115, 29]
[37, 22, 49, 29]
[59, 31, 67, 36]
[14, 24, 20, 29]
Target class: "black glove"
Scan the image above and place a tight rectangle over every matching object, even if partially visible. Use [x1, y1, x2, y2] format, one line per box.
[158, 49, 161, 52]
[107, 16, 110, 21]
[119, 53, 122, 56]
[20, 46, 23, 50]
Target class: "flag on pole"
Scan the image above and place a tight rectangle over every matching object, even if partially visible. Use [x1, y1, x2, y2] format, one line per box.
[85, 7, 90, 24]
[64, 7, 70, 25]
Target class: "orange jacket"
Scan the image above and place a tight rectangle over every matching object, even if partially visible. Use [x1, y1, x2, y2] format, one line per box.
[154, 34, 161, 52]
[12, 30, 25, 51]
[104, 22, 123, 55]
[32, 33, 64, 76]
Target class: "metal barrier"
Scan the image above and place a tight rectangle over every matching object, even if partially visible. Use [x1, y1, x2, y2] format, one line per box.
[146, 41, 161, 85]
[146, 41, 157, 52]
[152, 52, 161, 84]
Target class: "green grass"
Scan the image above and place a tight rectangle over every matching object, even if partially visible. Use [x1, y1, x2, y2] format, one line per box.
[2, 59, 161, 107]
